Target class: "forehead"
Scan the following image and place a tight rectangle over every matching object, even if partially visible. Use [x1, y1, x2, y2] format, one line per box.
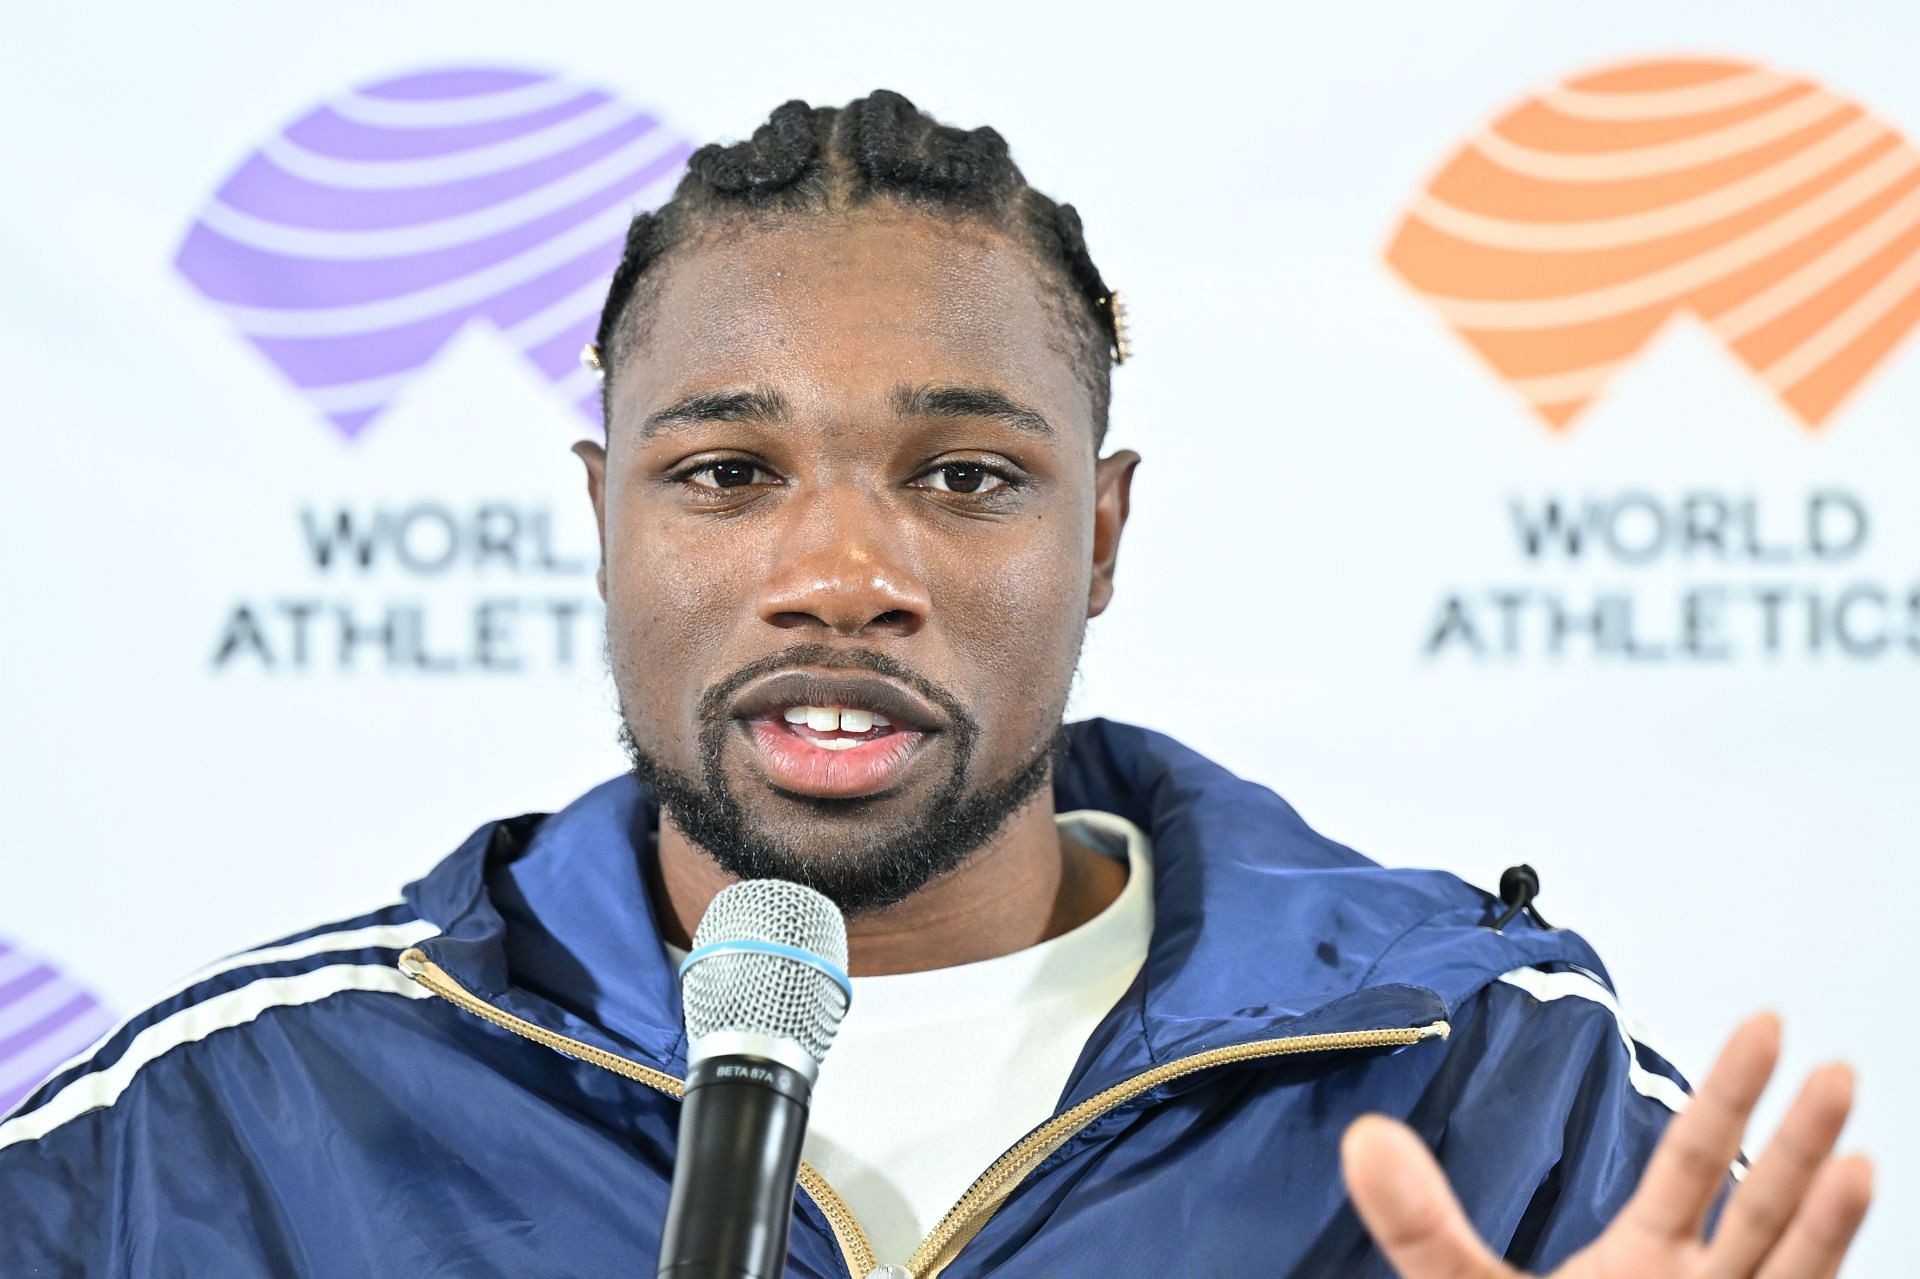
[610, 209, 1092, 432]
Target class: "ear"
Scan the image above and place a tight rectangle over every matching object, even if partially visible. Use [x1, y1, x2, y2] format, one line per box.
[1087, 449, 1140, 618]
[570, 437, 610, 601]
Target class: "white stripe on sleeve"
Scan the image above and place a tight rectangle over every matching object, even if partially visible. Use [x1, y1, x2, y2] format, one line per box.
[0, 963, 431, 1151]
[172, 917, 438, 996]
[11, 914, 438, 1109]
[1496, 965, 1693, 1115]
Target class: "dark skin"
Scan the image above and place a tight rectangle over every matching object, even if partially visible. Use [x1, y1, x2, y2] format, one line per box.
[574, 208, 1136, 976]
[573, 203, 1872, 1274]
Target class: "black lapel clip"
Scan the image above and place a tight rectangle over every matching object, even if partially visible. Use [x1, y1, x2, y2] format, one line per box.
[1489, 864, 1552, 933]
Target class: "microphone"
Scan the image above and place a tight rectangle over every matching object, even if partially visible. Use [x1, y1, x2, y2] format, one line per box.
[657, 880, 852, 1279]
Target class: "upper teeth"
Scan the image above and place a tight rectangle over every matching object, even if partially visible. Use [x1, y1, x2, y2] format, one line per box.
[781, 705, 891, 732]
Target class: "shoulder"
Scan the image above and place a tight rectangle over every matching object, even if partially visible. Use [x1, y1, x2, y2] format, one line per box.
[1479, 962, 1692, 1111]
[0, 900, 437, 1154]
[1361, 887, 1693, 1114]
[1437, 958, 1695, 1143]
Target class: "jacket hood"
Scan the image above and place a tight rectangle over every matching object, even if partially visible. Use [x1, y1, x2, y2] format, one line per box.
[403, 718, 1606, 1102]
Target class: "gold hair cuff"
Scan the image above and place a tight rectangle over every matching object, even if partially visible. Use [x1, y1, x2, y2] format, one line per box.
[1101, 292, 1132, 365]
[579, 342, 605, 379]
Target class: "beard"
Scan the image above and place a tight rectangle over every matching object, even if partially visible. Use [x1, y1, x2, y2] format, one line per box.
[619, 642, 1066, 916]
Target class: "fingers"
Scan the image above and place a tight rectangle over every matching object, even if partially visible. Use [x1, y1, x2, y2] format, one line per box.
[1621, 1012, 1781, 1238]
[1754, 1154, 1874, 1279]
[1707, 1063, 1855, 1274]
[1341, 1114, 1514, 1279]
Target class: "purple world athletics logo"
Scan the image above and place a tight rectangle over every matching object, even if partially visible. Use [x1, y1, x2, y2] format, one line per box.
[0, 937, 114, 1115]
[176, 67, 694, 440]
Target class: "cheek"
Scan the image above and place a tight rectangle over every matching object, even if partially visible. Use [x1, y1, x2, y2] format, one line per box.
[603, 501, 756, 718]
[934, 508, 1094, 720]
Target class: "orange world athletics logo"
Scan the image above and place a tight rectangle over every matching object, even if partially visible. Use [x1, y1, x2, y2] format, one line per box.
[1388, 58, 1920, 431]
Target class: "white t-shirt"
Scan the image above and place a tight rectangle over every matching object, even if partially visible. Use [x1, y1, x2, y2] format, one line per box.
[668, 810, 1154, 1268]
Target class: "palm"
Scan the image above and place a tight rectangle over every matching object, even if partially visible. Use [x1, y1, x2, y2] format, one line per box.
[1341, 1014, 1874, 1279]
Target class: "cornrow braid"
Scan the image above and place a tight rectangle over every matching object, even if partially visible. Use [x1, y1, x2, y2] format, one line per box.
[593, 89, 1121, 439]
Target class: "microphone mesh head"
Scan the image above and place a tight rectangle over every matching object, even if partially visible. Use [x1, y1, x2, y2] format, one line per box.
[682, 879, 850, 1064]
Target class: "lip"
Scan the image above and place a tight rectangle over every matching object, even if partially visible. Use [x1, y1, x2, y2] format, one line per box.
[728, 670, 944, 733]
[728, 668, 945, 800]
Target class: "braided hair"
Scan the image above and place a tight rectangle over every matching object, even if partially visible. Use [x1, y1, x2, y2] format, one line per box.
[594, 90, 1121, 439]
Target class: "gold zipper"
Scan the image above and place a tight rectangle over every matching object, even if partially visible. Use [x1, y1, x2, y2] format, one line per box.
[398, 948, 882, 1279]
[903, 1019, 1451, 1279]
[401, 947, 1446, 1279]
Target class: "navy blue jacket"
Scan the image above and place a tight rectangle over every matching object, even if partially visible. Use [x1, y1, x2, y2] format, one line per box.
[0, 720, 1692, 1276]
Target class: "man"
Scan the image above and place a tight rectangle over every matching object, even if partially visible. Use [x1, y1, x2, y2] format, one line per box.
[0, 91, 1872, 1278]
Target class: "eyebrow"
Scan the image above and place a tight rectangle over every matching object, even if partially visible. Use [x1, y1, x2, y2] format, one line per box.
[639, 388, 789, 440]
[636, 382, 1056, 441]
[891, 383, 1056, 437]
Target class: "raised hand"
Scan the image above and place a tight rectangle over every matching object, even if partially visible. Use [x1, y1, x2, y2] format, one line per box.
[1341, 1014, 1874, 1278]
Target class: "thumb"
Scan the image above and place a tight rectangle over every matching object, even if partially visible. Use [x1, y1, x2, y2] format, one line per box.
[1341, 1115, 1514, 1279]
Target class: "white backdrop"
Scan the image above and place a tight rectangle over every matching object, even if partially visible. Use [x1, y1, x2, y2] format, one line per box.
[2, 3, 1913, 1273]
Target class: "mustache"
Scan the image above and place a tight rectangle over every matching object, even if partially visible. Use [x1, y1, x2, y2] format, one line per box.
[694, 643, 976, 737]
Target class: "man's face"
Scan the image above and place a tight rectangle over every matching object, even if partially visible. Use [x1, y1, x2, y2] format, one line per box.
[578, 209, 1135, 911]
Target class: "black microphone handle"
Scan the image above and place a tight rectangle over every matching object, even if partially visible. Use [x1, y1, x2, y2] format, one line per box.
[656, 1054, 812, 1279]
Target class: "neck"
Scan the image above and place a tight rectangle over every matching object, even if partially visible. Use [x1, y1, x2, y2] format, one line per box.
[651, 794, 1127, 976]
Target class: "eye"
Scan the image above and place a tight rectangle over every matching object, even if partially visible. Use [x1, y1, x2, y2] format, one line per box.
[686, 460, 775, 490]
[916, 462, 1008, 495]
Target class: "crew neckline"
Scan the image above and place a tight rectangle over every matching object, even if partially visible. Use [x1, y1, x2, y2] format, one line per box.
[662, 809, 1152, 1027]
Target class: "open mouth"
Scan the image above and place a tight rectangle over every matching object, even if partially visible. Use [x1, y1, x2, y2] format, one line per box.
[777, 703, 901, 749]
[729, 672, 945, 800]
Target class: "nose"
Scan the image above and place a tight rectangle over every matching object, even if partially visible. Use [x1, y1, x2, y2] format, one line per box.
[756, 490, 930, 639]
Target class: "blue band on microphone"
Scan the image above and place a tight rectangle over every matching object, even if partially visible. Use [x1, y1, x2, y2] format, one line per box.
[678, 939, 854, 1006]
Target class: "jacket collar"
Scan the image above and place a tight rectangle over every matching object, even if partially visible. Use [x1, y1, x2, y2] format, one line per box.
[404, 718, 1605, 1086]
